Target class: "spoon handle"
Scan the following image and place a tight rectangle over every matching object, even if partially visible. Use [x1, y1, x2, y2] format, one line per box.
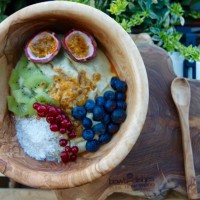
[177, 106, 198, 199]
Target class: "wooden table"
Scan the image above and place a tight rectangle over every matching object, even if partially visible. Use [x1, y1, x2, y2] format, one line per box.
[54, 43, 200, 200]
[1, 41, 199, 200]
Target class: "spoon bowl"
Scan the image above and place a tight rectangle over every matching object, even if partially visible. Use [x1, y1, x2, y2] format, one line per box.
[171, 78, 190, 107]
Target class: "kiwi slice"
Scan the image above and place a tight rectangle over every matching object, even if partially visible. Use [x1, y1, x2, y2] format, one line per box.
[12, 89, 32, 104]
[27, 98, 37, 116]
[24, 74, 52, 91]
[8, 54, 57, 117]
[9, 54, 32, 90]
[7, 96, 28, 117]
[9, 72, 25, 91]
[23, 87, 34, 97]
[19, 62, 42, 79]
[35, 92, 59, 106]
[15, 54, 29, 71]
[9, 69, 20, 90]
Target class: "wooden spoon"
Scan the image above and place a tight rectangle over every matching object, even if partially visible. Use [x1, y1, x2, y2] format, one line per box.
[171, 77, 198, 199]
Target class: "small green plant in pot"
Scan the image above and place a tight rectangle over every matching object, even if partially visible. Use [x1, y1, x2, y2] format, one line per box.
[107, 0, 200, 62]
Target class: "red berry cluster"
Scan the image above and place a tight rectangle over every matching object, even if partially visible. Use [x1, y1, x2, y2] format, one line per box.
[59, 138, 79, 163]
[33, 102, 76, 139]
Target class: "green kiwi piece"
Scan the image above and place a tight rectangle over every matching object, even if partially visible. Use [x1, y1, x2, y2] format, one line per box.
[36, 63, 57, 78]
[9, 54, 28, 90]
[15, 54, 29, 70]
[19, 62, 42, 79]
[15, 54, 29, 72]
[9, 69, 20, 90]
[23, 74, 52, 91]
[23, 87, 34, 97]
[27, 98, 37, 116]
[35, 92, 59, 106]
[12, 89, 32, 104]
[9, 73, 25, 92]
[7, 96, 28, 117]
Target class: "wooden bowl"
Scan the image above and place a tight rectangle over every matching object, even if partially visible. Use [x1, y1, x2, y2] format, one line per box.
[0, 2, 149, 189]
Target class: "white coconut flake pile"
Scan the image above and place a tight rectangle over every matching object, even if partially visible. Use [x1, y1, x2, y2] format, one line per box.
[16, 117, 64, 162]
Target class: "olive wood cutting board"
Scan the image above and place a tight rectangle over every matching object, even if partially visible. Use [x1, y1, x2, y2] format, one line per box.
[55, 44, 200, 200]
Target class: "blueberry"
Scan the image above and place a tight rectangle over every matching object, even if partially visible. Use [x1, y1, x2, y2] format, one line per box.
[103, 90, 115, 100]
[95, 96, 105, 107]
[104, 100, 116, 112]
[111, 109, 127, 124]
[93, 123, 106, 135]
[72, 106, 86, 120]
[117, 101, 127, 110]
[99, 133, 112, 144]
[115, 92, 126, 101]
[101, 113, 111, 125]
[82, 117, 93, 128]
[111, 77, 119, 90]
[107, 123, 120, 134]
[93, 106, 105, 121]
[85, 99, 95, 112]
[82, 129, 95, 141]
[111, 77, 127, 92]
[86, 139, 100, 152]
[115, 80, 127, 92]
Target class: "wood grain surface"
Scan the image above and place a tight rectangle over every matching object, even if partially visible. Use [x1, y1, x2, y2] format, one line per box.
[0, 189, 188, 200]
[1, 43, 199, 200]
[54, 44, 200, 200]
[0, 189, 58, 200]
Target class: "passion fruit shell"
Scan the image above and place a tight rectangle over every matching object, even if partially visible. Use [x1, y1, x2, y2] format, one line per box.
[62, 29, 97, 62]
[24, 31, 61, 63]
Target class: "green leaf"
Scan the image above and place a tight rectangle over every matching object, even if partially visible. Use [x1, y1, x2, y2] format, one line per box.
[137, 0, 145, 11]
[170, 3, 184, 17]
[149, 27, 160, 34]
[188, 10, 200, 19]
[118, 18, 132, 33]
[152, 35, 161, 42]
[95, 0, 111, 11]
[149, 9, 158, 19]
[163, 10, 170, 21]
[180, 16, 185, 26]
[108, 0, 129, 15]
[145, 0, 152, 10]
[163, 15, 170, 27]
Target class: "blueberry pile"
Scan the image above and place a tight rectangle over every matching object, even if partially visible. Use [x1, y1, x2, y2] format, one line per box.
[72, 77, 127, 152]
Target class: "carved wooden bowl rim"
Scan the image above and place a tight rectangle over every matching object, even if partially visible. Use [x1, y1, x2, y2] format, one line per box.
[0, 1, 149, 189]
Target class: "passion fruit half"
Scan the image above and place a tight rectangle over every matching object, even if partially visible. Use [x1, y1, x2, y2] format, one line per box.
[24, 31, 61, 63]
[62, 29, 97, 62]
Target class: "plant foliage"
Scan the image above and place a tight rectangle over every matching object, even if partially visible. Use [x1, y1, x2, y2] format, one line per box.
[1, 0, 200, 61]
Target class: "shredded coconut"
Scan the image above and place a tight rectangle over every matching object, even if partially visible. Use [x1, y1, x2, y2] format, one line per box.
[16, 116, 65, 162]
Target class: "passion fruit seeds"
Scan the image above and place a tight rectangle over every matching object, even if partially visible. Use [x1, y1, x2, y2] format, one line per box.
[25, 29, 97, 64]
[25, 31, 61, 63]
[62, 29, 97, 62]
